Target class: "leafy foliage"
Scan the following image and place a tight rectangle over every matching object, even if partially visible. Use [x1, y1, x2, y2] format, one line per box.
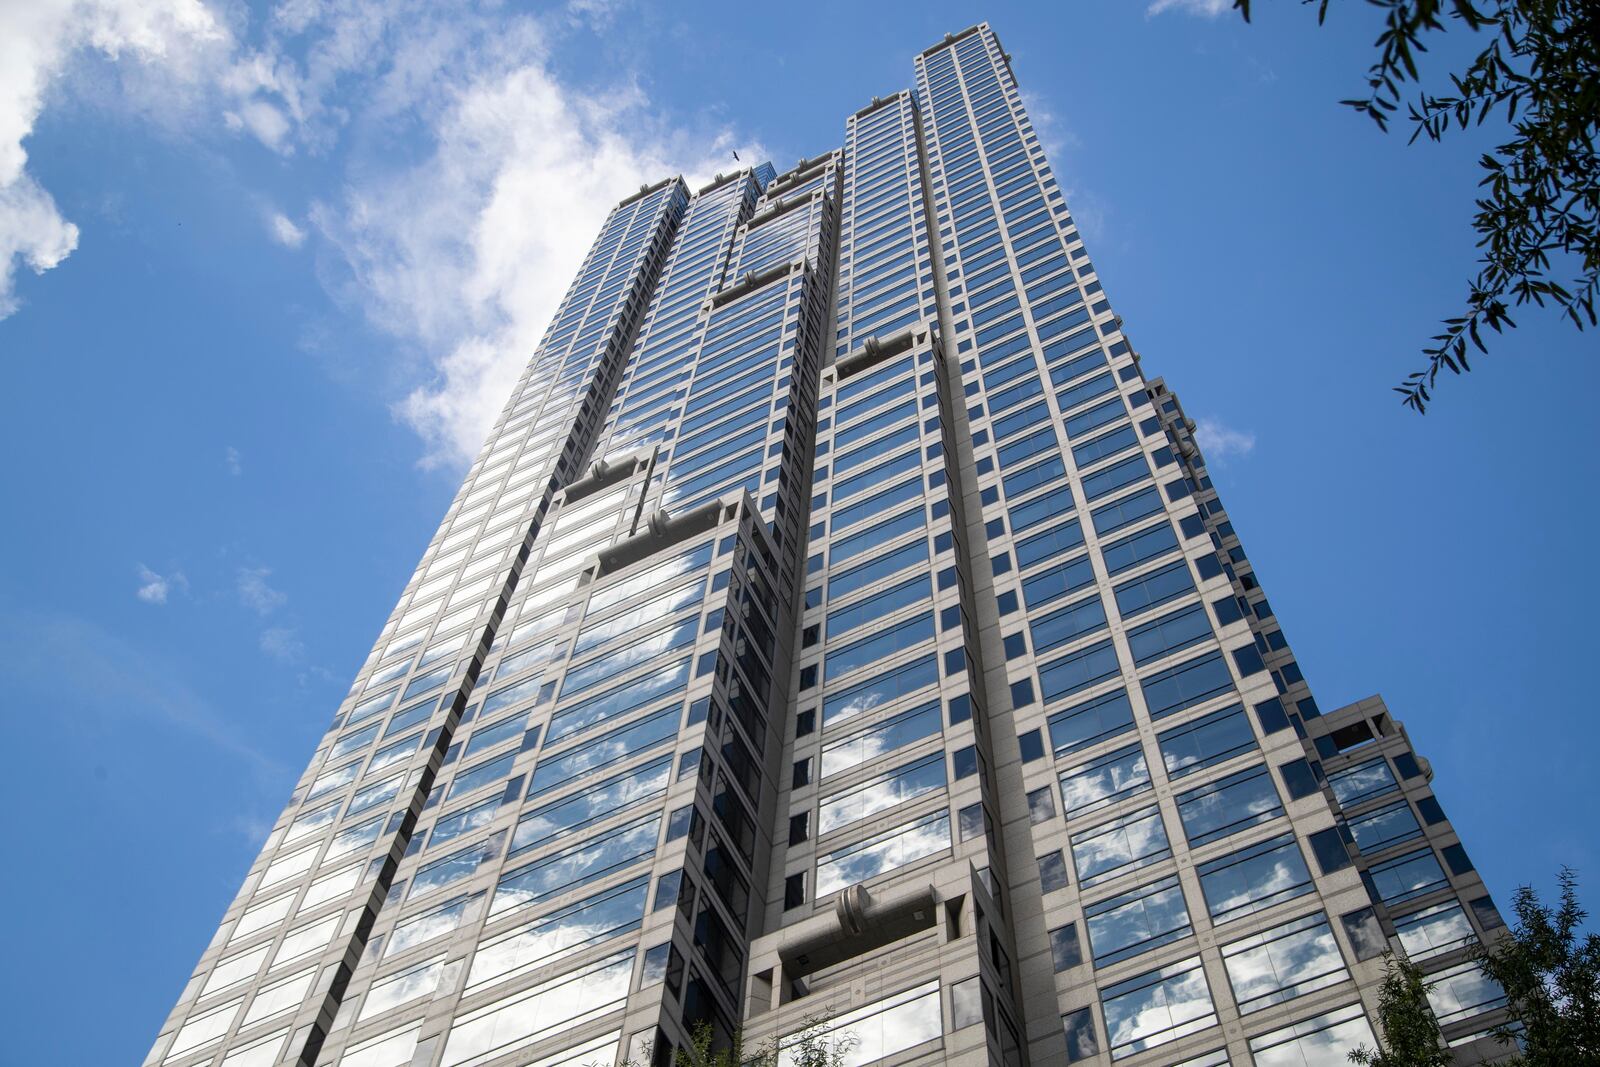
[618, 1019, 855, 1067]
[1348, 954, 1452, 1067]
[1475, 867, 1600, 1065]
[1235, 0, 1600, 412]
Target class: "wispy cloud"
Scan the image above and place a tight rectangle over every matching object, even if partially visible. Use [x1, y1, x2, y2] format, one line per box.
[225, 444, 242, 475]
[307, 8, 757, 467]
[0, 608, 282, 777]
[259, 625, 305, 662]
[267, 211, 305, 248]
[1194, 417, 1257, 460]
[236, 565, 287, 614]
[0, 0, 236, 317]
[135, 563, 185, 604]
[2, 0, 761, 468]
[1147, 0, 1235, 16]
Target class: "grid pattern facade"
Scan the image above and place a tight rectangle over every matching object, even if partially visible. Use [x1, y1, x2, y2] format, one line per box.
[148, 24, 1509, 1067]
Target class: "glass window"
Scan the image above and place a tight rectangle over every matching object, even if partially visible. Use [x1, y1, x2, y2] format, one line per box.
[1022, 554, 1095, 609]
[201, 944, 268, 995]
[777, 981, 941, 1067]
[1071, 805, 1172, 888]
[1175, 765, 1283, 846]
[818, 754, 946, 834]
[1049, 688, 1135, 757]
[528, 706, 678, 797]
[815, 809, 951, 896]
[821, 700, 941, 778]
[1196, 832, 1314, 925]
[1101, 522, 1179, 576]
[1039, 639, 1122, 704]
[1098, 955, 1217, 1059]
[218, 1029, 289, 1067]
[1157, 706, 1256, 780]
[572, 579, 704, 656]
[559, 619, 698, 698]
[446, 752, 515, 803]
[1126, 603, 1213, 665]
[822, 653, 939, 726]
[1248, 1004, 1375, 1067]
[1341, 906, 1388, 961]
[491, 816, 658, 916]
[824, 612, 935, 681]
[1140, 651, 1235, 719]
[1327, 757, 1399, 807]
[1393, 901, 1477, 961]
[1348, 799, 1424, 854]
[513, 755, 671, 854]
[242, 967, 316, 1025]
[1063, 1006, 1100, 1062]
[1015, 518, 1087, 570]
[1058, 743, 1152, 819]
[438, 950, 634, 1067]
[274, 914, 338, 965]
[466, 877, 648, 991]
[1424, 961, 1506, 1026]
[409, 834, 504, 902]
[827, 576, 931, 638]
[1052, 922, 1085, 971]
[233, 891, 295, 940]
[1039, 850, 1071, 893]
[166, 997, 244, 1058]
[828, 538, 928, 600]
[1366, 847, 1449, 905]
[329, 722, 381, 761]
[1113, 560, 1194, 617]
[1086, 875, 1192, 967]
[428, 795, 501, 850]
[1221, 911, 1349, 1014]
[386, 894, 481, 959]
[1030, 595, 1109, 654]
[358, 954, 447, 1023]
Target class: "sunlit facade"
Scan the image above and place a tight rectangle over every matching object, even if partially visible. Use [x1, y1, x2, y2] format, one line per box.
[148, 24, 1510, 1067]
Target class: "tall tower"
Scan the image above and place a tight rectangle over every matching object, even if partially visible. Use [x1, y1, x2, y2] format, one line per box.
[147, 25, 1511, 1067]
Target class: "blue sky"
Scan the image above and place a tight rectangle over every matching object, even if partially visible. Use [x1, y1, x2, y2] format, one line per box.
[0, 1, 1593, 1063]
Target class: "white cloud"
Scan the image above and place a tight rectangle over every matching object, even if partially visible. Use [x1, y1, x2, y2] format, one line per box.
[311, 10, 756, 467]
[135, 563, 185, 603]
[1147, 0, 1234, 16]
[236, 565, 287, 614]
[0, 608, 282, 776]
[225, 444, 243, 474]
[259, 625, 305, 661]
[1194, 417, 1257, 460]
[268, 211, 305, 247]
[0, 0, 233, 317]
[3, 0, 761, 467]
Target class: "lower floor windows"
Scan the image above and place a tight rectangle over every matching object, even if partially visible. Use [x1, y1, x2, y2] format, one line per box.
[1197, 832, 1314, 925]
[815, 809, 951, 896]
[1425, 961, 1507, 1027]
[1365, 847, 1450, 905]
[778, 981, 941, 1066]
[1394, 901, 1477, 962]
[1222, 911, 1350, 1015]
[1071, 805, 1171, 888]
[1085, 874, 1192, 967]
[1248, 1004, 1375, 1067]
[1099, 955, 1218, 1059]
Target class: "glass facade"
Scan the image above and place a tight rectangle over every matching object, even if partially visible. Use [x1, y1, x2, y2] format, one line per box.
[147, 23, 1509, 1067]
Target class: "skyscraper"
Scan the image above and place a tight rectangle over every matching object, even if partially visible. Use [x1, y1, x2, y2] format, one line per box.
[146, 23, 1511, 1067]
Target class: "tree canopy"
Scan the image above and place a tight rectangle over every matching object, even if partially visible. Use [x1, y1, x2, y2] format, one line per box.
[1236, 0, 1600, 412]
